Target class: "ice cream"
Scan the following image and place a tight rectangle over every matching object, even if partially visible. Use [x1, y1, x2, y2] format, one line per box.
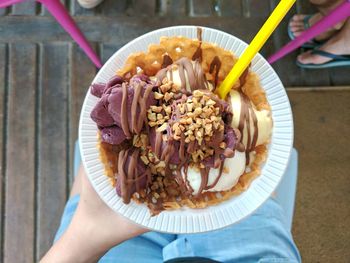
[90, 74, 157, 202]
[230, 90, 272, 149]
[91, 74, 157, 144]
[179, 87, 273, 194]
[90, 34, 273, 214]
[184, 151, 246, 195]
[146, 76, 245, 197]
[156, 57, 213, 93]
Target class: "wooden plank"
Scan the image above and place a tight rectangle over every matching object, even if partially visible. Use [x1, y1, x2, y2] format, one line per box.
[157, 0, 186, 16]
[97, 0, 128, 16]
[4, 43, 36, 263]
[269, 0, 300, 85]
[11, 0, 37, 15]
[241, 0, 250, 17]
[329, 68, 350, 86]
[0, 16, 268, 44]
[36, 43, 69, 261]
[0, 43, 6, 263]
[187, 0, 214, 16]
[248, 0, 272, 17]
[41, 0, 67, 16]
[69, 43, 97, 186]
[270, 18, 306, 86]
[101, 43, 124, 63]
[218, 0, 242, 17]
[299, 66, 331, 86]
[126, 0, 156, 16]
[0, 7, 8, 16]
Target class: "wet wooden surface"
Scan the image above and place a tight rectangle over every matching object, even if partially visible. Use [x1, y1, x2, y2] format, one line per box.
[0, 0, 348, 262]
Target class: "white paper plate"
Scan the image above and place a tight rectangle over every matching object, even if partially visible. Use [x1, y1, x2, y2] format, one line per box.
[79, 26, 293, 233]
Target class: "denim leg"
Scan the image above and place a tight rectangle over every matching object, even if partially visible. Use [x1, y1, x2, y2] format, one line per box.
[163, 199, 301, 263]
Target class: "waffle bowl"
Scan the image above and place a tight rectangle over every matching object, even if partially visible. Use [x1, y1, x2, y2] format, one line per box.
[79, 26, 293, 233]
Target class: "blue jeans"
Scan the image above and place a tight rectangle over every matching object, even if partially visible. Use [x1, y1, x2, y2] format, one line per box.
[54, 196, 301, 263]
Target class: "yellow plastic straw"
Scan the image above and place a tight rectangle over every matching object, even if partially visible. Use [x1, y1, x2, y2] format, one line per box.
[218, 0, 296, 99]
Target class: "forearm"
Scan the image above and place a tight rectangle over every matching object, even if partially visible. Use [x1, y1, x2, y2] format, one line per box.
[41, 168, 148, 263]
[41, 206, 147, 263]
[41, 223, 109, 263]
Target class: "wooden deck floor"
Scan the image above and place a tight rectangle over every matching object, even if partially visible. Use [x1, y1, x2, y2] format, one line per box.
[0, 0, 349, 262]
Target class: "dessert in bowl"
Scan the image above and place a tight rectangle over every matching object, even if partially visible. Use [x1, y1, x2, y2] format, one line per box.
[79, 26, 293, 232]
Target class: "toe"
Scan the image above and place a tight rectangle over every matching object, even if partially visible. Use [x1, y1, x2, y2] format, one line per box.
[291, 28, 305, 37]
[291, 14, 306, 22]
[290, 25, 304, 34]
[289, 19, 305, 33]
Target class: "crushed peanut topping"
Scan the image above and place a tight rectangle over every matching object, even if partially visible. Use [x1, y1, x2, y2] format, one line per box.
[170, 90, 224, 151]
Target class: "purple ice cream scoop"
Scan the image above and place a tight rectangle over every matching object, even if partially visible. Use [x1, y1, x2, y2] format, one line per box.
[90, 94, 114, 127]
[90, 74, 157, 145]
[100, 126, 127, 145]
[90, 75, 124, 98]
[107, 76, 156, 131]
[90, 83, 106, 98]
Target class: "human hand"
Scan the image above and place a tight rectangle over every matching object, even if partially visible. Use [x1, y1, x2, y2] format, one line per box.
[41, 166, 148, 263]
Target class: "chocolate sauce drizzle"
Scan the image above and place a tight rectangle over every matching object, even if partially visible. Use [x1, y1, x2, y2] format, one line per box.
[118, 148, 151, 204]
[192, 27, 203, 62]
[152, 28, 252, 196]
[209, 56, 222, 89]
[156, 58, 210, 93]
[106, 27, 255, 202]
[238, 93, 258, 164]
[161, 54, 173, 68]
[120, 82, 154, 138]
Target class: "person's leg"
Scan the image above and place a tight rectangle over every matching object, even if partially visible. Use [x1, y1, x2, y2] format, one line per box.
[289, 0, 344, 41]
[297, 17, 350, 65]
[163, 198, 301, 262]
[54, 165, 176, 263]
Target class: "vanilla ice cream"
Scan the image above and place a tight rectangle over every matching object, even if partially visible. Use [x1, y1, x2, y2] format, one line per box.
[230, 90, 272, 148]
[156, 58, 213, 92]
[183, 151, 246, 195]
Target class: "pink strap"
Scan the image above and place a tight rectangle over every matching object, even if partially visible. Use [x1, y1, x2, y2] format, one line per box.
[0, 0, 26, 8]
[38, 0, 102, 68]
[0, 0, 102, 68]
[268, 0, 350, 64]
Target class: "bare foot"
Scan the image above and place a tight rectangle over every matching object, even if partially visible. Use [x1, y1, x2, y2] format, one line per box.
[297, 31, 350, 65]
[289, 13, 343, 41]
